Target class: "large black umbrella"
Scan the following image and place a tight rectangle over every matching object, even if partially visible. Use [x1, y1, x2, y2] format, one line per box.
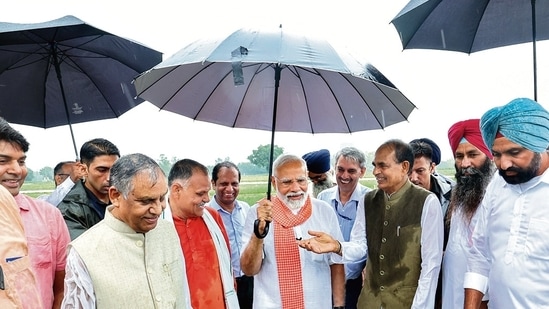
[0, 15, 162, 158]
[134, 27, 415, 236]
[391, 0, 549, 101]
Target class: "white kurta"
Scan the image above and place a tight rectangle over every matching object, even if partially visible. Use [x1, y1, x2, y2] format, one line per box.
[442, 207, 477, 309]
[241, 198, 344, 309]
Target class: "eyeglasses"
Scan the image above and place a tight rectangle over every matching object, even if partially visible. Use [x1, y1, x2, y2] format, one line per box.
[274, 176, 308, 188]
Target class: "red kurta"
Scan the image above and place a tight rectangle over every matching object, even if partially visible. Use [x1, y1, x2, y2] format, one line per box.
[173, 207, 230, 309]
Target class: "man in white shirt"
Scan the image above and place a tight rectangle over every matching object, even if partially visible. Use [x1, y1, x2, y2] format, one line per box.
[464, 98, 549, 308]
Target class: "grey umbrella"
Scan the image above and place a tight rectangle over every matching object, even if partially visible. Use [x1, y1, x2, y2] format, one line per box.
[391, 0, 549, 101]
[134, 27, 416, 236]
[0, 15, 162, 158]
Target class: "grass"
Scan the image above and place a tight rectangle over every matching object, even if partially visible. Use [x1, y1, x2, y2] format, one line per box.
[21, 175, 380, 206]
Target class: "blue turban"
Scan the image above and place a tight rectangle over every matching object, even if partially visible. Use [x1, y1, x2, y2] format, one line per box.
[302, 149, 331, 173]
[480, 98, 549, 153]
[410, 138, 441, 165]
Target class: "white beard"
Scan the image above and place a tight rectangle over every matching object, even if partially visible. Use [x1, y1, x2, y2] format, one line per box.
[312, 172, 336, 197]
[277, 190, 306, 210]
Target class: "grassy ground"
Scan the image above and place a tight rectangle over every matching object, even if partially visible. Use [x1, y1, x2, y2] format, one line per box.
[21, 175, 380, 206]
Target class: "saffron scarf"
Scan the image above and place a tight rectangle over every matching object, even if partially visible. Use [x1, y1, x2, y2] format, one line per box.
[272, 196, 312, 309]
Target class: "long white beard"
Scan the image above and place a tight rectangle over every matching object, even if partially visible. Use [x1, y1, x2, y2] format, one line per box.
[313, 172, 336, 197]
[277, 190, 306, 210]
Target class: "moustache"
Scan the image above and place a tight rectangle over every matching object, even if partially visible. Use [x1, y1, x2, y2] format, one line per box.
[459, 166, 481, 176]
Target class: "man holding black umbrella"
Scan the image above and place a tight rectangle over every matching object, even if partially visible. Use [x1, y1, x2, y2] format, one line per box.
[241, 154, 345, 309]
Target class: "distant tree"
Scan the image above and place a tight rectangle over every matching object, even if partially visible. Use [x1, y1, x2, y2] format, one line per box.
[238, 162, 267, 175]
[247, 144, 284, 171]
[39, 166, 53, 181]
[26, 168, 35, 182]
[215, 157, 232, 164]
[157, 154, 179, 175]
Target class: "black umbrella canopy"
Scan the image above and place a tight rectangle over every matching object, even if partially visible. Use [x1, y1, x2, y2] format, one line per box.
[0, 15, 162, 157]
[391, 0, 549, 100]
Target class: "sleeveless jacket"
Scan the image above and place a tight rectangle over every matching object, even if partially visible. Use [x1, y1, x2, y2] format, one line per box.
[71, 207, 188, 308]
[359, 181, 431, 308]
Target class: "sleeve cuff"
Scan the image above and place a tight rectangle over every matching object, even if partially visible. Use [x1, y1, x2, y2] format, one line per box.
[463, 271, 488, 294]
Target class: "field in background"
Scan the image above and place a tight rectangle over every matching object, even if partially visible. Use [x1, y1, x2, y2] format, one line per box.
[21, 175, 378, 206]
[22, 171, 453, 206]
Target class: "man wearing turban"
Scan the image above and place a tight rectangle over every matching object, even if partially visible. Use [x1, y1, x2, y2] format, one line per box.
[302, 149, 336, 198]
[464, 98, 549, 308]
[443, 119, 494, 309]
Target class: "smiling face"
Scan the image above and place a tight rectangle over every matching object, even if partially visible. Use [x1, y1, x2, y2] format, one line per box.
[170, 170, 211, 219]
[372, 146, 409, 195]
[334, 156, 366, 194]
[0, 141, 27, 196]
[110, 170, 168, 233]
[212, 166, 239, 210]
[272, 159, 308, 209]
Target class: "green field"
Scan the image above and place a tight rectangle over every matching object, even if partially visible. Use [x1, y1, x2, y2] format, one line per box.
[21, 175, 379, 206]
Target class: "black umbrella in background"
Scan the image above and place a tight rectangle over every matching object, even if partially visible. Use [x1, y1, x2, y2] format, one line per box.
[391, 0, 549, 101]
[0, 15, 162, 158]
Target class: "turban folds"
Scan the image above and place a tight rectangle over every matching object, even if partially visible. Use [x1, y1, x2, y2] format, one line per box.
[480, 98, 549, 153]
[302, 149, 330, 173]
[410, 138, 441, 165]
[448, 119, 493, 159]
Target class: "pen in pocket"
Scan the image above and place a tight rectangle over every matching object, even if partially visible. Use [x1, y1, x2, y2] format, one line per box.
[397, 225, 400, 237]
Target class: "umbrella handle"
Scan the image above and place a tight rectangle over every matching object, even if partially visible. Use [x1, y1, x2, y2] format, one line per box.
[253, 220, 270, 239]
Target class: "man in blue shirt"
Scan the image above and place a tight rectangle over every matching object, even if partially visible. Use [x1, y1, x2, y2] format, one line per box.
[317, 147, 370, 309]
[209, 161, 253, 309]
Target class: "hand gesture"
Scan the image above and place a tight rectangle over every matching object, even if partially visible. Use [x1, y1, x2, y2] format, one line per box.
[298, 230, 340, 254]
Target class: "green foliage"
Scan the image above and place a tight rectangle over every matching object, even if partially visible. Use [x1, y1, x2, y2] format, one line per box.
[157, 154, 179, 175]
[26, 168, 36, 182]
[247, 144, 284, 171]
[39, 166, 53, 181]
[237, 162, 266, 175]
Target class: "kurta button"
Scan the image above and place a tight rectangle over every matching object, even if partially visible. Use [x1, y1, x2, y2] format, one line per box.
[156, 296, 161, 302]
[383, 221, 388, 226]
[136, 240, 143, 247]
[147, 268, 152, 274]
[381, 237, 386, 243]
[380, 270, 385, 275]
[380, 286, 385, 291]
[385, 205, 390, 210]
[379, 254, 384, 260]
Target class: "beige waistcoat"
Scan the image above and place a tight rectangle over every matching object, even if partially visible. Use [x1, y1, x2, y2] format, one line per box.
[71, 207, 188, 309]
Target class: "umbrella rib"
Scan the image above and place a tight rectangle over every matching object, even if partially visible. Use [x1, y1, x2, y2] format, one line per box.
[292, 66, 316, 134]
[158, 64, 213, 111]
[468, 2, 490, 54]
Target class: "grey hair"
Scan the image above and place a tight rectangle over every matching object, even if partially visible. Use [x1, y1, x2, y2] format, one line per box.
[334, 146, 366, 169]
[272, 154, 306, 176]
[110, 153, 165, 198]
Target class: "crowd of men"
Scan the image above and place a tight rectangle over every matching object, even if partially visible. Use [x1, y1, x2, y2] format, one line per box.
[1, 96, 549, 309]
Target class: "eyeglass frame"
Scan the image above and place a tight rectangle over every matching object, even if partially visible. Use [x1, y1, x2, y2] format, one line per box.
[273, 176, 308, 188]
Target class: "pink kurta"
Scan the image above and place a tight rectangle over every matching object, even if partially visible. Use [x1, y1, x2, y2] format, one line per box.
[174, 207, 230, 309]
[16, 194, 70, 308]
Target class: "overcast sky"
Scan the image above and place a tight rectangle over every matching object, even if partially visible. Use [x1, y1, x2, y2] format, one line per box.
[3, 0, 547, 170]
